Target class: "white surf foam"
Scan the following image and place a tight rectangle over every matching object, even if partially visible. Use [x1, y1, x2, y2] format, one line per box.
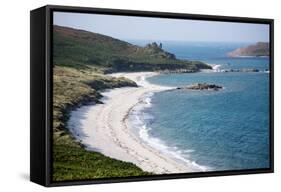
[130, 92, 210, 172]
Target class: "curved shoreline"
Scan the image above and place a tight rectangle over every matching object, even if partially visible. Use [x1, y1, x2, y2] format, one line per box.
[67, 72, 200, 174]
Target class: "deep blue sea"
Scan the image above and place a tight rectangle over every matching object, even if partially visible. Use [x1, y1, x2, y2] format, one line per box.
[128, 40, 270, 172]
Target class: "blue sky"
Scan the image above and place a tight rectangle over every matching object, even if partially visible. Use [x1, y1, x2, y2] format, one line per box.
[54, 12, 269, 43]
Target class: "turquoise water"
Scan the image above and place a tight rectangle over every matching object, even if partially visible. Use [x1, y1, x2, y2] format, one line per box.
[129, 41, 270, 171]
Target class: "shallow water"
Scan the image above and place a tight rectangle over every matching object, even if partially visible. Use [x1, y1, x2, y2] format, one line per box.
[128, 41, 270, 171]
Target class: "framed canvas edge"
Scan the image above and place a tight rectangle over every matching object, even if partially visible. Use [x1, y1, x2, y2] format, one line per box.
[37, 5, 274, 187]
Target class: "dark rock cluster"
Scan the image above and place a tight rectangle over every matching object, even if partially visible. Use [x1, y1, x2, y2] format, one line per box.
[178, 83, 223, 91]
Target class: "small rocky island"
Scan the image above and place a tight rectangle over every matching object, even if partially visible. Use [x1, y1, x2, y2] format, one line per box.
[178, 83, 223, 91]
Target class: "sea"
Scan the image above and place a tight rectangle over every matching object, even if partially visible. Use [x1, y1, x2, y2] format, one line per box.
[127, 40, 270, 172]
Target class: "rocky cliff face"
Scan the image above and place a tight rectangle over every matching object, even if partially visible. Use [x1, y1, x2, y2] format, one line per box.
[143, 42, 176, 59]
[228, 42, 269, 57]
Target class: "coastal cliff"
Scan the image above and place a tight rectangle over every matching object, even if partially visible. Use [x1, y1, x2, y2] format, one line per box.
[227, 42, 269, 57]
[54, 25, 211, 72]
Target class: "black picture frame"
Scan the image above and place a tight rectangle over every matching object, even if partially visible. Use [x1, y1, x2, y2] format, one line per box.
[30, 5, 274, 187]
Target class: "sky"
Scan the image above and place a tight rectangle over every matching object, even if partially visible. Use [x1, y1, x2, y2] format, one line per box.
[54, 12, 269, 43]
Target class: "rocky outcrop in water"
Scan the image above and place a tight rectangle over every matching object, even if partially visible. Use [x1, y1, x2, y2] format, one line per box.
[160, 69, 197, 74]
[221, 68, 260, 73]
[178, 83, 223, 91]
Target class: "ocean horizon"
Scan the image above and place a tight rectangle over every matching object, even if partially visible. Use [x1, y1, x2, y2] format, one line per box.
[128, 41, 270, 171]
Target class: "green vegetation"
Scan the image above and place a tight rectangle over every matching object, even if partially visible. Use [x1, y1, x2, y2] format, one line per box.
[53, 66, 137, 132]
[54, 143, 149, 181]
[53, 25, 211, 182]
[54, 124, 149, 181]
[54, 25, 211, 72]
[52, 66, 149, 181]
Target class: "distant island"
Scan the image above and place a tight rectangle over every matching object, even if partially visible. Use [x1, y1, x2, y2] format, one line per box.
[227, 42, 269, 57]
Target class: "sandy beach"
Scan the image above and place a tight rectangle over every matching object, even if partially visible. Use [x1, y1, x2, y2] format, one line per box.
[67, 72, 200, 174]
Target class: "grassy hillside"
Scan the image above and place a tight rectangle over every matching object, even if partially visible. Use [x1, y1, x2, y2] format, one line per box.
[52, 25, 211, 181]
[53, 66, 137, 132]
[53, 25, 211, 72]
[52, 66, 150, 181]
[54, 139, 150, 181]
